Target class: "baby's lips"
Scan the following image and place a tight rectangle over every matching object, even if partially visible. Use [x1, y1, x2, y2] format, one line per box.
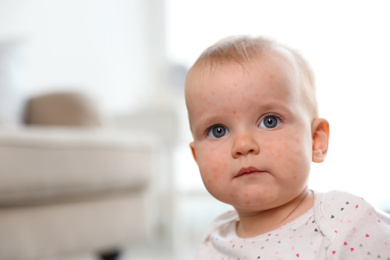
[235, 166, 263, 178]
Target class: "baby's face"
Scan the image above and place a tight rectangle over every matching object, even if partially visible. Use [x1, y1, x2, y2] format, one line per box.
[186, 51, 315, 213]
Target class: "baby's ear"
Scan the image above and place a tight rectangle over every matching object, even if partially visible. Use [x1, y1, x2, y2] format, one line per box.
[190, 142, 197, 162]
[311, 118, 330, 163]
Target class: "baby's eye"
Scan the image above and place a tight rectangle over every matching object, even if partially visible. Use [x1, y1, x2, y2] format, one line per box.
[208, 125, 229, 139]
[259, 115, 281, 129]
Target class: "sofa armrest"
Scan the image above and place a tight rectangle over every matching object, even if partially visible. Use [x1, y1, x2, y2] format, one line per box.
[0, 127, 157, 206]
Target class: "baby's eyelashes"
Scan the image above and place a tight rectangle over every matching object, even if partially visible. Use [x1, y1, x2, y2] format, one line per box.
[206, 114, 282, 139]
[208, 125, 229, 139]
[259, 115, 282, 129]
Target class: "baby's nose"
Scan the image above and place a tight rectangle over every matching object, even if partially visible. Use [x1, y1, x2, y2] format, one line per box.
[231, 133, 260, 158]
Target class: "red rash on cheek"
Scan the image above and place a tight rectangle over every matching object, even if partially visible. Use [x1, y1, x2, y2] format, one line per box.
[264, 137, 306, 180]
[264, 142, 282, 160]
[244, 192, 251, 205]
[200, 154, 228, 184]
[211, 169, 221, 181]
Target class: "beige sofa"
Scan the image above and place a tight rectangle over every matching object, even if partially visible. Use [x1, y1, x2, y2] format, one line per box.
[0, 92, 157, 260]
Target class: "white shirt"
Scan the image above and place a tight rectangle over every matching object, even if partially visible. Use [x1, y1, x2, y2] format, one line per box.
[196, 191, 390, 259]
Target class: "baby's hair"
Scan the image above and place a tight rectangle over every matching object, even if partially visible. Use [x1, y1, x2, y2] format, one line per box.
[188, 35, 319, 118]
[192, 35, 273, 67]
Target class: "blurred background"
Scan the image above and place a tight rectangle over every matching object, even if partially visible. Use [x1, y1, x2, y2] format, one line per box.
[0, 0, 390, 260]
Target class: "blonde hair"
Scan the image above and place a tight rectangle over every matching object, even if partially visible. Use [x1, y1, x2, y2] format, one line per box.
[187, 35, 319, 118]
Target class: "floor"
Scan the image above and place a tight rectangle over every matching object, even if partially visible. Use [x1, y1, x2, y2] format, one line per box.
[65, 245, 190, 260]
[69, 252, 173, 260]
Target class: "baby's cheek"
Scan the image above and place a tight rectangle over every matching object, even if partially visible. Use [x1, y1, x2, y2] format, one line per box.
[266, 139, 305, 170]
[281, 139, 311, 179]
[199, 153, 227, 185]
[264, 139, 281, 159]
[264, 139, 287, 161]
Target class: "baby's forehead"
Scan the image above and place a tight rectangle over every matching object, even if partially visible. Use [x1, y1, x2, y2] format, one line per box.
[186, 48, 318, 118]
[186, 55, 298, 109]
[188, 48, 298, 85]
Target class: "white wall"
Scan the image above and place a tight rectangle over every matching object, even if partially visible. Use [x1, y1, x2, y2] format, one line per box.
[0, 0, 168, 115]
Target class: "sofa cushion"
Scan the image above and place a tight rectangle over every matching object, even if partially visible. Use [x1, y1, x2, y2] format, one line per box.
[0, 127, 157, 206]
[25, 92, 103, 127]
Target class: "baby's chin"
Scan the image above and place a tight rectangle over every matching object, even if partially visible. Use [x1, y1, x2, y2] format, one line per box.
[219, 196, 282, 214]
[232, 201, 282, 214]
[229, 189, 310, 214]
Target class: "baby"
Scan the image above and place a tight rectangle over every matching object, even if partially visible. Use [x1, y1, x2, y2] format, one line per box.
[185, 35, 390, 259]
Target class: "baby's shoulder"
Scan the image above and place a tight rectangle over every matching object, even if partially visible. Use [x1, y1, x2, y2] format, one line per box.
[314, 190, 367, 216]
[313, 190, 390, 241]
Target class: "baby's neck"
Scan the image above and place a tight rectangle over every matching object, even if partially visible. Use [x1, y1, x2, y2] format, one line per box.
[235, 190, 314, 238]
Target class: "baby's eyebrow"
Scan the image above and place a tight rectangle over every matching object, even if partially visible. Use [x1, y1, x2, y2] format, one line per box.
[254, 99, 294, 113]
[195, 115, 224, 129]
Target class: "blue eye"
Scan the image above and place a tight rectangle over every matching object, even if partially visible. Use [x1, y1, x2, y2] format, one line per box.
[208, 125, 229, 138]
[259, 115, 281, 129]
